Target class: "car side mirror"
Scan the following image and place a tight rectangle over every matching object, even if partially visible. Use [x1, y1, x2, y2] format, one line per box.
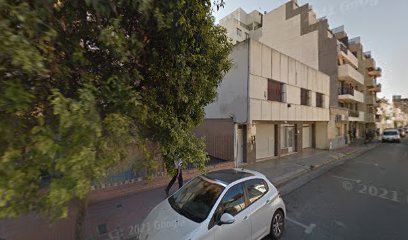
[219, 213, 235, 225]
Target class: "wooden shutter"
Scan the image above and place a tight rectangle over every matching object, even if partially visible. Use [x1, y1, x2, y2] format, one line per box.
[268, 80, 282, 102]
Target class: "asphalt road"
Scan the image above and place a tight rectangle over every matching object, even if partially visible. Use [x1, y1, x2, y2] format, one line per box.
[281, 139, 408, 240]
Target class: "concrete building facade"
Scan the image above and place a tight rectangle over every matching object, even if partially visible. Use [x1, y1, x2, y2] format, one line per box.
[393, 95, 408, 115]
[376, 98, 408, 132]
[219, 0, 383, 149]
[198, 39, 330, 165]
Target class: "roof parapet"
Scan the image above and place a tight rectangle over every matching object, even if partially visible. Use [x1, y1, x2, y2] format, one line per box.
[349, 37, 361, 45]
[364, 51, 372, 58]
[332, 25, 345, 34]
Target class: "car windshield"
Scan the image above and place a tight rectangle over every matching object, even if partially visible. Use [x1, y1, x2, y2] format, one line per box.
[168, 177, 225, 223]
[384, 131, 398, 136]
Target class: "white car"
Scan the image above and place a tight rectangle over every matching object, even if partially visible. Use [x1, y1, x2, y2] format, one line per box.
[137, 169, 286, 240]
[382, 129, 401, 143]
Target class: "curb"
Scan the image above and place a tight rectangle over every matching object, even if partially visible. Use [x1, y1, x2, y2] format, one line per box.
[276, 143, 379, 189]
[274, 168, 309, 187]
[88, 162, 234, 204]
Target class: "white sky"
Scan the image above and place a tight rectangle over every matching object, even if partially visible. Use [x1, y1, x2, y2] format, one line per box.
[212, 0, 408, 101]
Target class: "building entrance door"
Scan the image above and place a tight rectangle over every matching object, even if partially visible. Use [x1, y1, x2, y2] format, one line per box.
[236, 128, 244, 165]
[286, 127, 295, 153]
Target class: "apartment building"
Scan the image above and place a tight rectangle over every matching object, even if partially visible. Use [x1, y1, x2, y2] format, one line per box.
[195, 39, 330, 164]
[219, 0, 383, 148]
[344, 37, 382, 135]
[332, 29, 366, 144]
[219, 8, 262, 44]
[376, 98, 395, 134]
[393, 95, 408, 115]
[376, 98, 408, 132]
[362, 51, 382, 130]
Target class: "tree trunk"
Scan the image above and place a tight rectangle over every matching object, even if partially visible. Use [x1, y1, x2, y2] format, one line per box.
[75, 197, 88, 240]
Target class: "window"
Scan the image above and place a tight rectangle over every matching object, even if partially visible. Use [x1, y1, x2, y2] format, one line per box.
[236, 28, 242, 37]
[244, 179, 269, 204]
[281, 126, 294, 149]
[214, 183, 246, 222]
[245, 32, 249, 39]
[168, 177, 225, 223]
[316, 93, 324, 108]
[268, 80, 284, 102]
[301, 88, 310, 106]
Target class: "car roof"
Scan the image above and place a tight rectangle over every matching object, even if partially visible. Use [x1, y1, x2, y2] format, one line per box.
[203, 169, 256, 186]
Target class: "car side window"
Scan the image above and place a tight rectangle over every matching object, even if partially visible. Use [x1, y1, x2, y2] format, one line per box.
[244, 179, 269, 205]
[219, 183, 246, 217]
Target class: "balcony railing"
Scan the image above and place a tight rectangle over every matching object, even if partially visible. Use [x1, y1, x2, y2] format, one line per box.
[338, 64, 364, 85]
[349, 110, 360, 118]
[365, 78, 377, 87]
[366, 96, 376, 105]
[339, 42, 348, 54]
[369, 67, 382, 77]
[338, 86, 354, 96]
[368, 83, 382, 93]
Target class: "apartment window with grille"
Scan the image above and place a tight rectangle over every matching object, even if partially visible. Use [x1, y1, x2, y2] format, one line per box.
[236, 28, 242, 37]
[316, 93, 324, 108]
[301, 88, 310, 106]
[268, 80, 285, 102]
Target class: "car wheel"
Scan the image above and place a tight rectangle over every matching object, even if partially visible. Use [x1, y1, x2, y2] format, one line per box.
[270, 210, 285, 239]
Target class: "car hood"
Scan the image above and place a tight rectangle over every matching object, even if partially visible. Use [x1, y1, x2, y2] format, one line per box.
[139, 200, 201, 240]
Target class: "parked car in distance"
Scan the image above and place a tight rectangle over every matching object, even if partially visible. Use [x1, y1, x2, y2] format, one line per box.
[398, 128, 406, 138]
[404, 127, 408, 134]
[138, 169, 286, 240]
[382, 129, 401, 143]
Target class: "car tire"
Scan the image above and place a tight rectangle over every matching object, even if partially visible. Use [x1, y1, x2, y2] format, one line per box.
[397, 140, 401, 143]
[270, 210, 285, 239]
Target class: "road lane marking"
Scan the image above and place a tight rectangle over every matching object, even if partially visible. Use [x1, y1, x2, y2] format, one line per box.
[332, 175, 362, 183]
[334, 220, 346, 228]
[286, 217, 316, 234]
[355, 161, 379, 167]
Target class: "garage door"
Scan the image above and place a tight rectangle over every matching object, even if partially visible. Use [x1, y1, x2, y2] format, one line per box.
[303, 125, 312, 149]
[256, 124, 275, 160]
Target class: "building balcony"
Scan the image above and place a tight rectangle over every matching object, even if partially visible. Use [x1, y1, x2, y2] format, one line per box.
[338, 44, 359, 69]
[365, 113, 375, 123]
[349, 110, 365, 122]
[368, 68, 382, 78]
[338, 64, 364, 86]
[365, 78, 377, 87]
[366, 95, 376, 105]
[338, 87, 364, 103]
[368, 83, 382, 93]
[365, 57, 376, 70]
[337, 42, 358, 68]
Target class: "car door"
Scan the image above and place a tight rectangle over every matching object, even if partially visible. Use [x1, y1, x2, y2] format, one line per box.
[209, 183, 252, 240]
[244, 179, 277, 240]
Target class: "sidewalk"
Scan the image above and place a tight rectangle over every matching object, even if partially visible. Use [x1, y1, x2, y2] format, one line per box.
[246, 142, 378, 188]
[0, 142, 379, 240]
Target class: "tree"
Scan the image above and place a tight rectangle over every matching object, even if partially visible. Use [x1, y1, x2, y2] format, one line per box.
[0, 0, 231, 239]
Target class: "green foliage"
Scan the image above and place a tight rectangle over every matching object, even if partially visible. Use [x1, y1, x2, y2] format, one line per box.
[0, 0, 231, 220]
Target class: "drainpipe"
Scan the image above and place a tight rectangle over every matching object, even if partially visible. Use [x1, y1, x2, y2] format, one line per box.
[247, 39, 251, 125]
[246, 39, 251, 164]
